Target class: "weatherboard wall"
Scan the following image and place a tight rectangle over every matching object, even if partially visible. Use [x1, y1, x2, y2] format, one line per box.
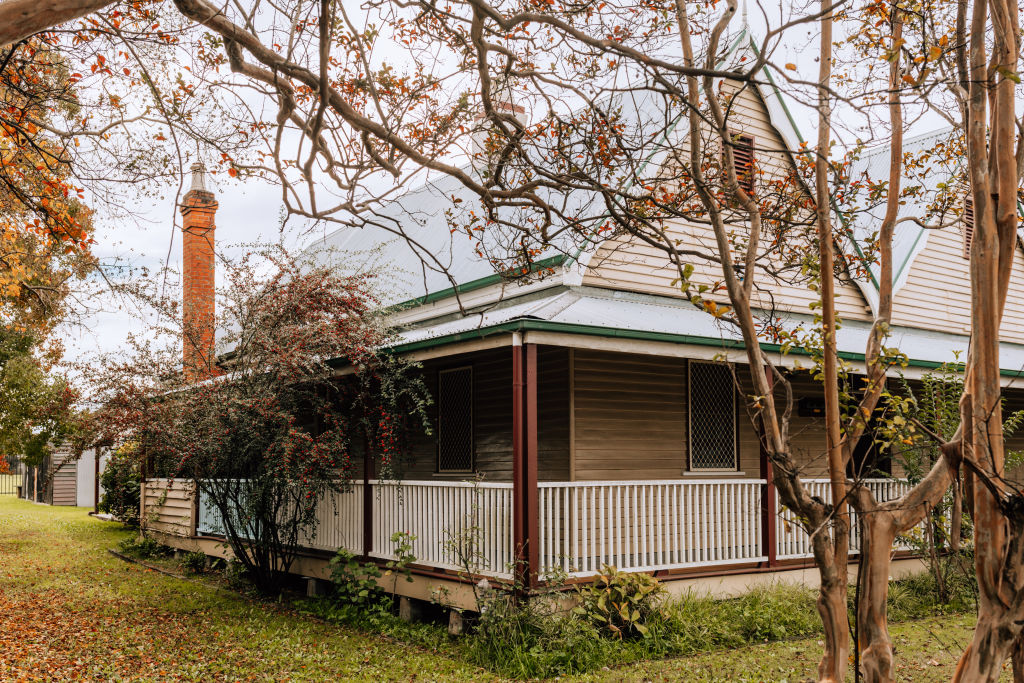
[569, 349, 844, 481]
[890, 225, 1024, 345]
[49, 447, 78, 506]
[142, 479, 195, 537]
[354, 346, 571, 483]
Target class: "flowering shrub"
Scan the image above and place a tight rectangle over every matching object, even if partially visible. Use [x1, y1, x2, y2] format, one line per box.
[86, 245, 431, 593]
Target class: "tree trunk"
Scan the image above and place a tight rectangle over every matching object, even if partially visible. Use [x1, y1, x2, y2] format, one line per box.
[816, 563, 850, 683]
[954, 614, 1021, 682]
[812, 3, 851, 678]
[0, 0, 116, 49]
[857, 512, 898, 683]
[1012, 635, 1024, 683]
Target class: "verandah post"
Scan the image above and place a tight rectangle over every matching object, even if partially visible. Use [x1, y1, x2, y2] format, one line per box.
[759, 366, 778, 568]
[512, 333, 540, 592]
[362, 435, 373, 560]
[525, 343, 539, 586]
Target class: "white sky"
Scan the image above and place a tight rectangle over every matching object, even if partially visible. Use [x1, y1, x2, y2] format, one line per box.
[52, 4, 952, 378]
[58, 171, 321, 371]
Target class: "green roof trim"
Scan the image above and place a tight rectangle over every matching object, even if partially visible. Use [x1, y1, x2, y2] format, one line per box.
[389, 254, 567, 310]
[387, 318, 1024, 378]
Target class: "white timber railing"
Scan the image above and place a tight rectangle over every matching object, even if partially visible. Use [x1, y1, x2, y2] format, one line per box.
[775, 478, 916, 560]
[197, 479, 516, 579]
[196, 482, 365, 549]
[191, 477, 920, 581]
[537, 480, 766, 577]
[369, 480, 515, 579]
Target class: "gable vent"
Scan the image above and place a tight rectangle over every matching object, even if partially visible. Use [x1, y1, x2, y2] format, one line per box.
[962, 196, 974, 259]
[725, 133, 755, 197]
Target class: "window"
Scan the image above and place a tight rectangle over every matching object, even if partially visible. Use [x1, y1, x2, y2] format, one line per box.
[724, 132, 755, 196]
[688, 361, 738, 471]
[962, 196, 974, 259]
[437, 367, 474, 472]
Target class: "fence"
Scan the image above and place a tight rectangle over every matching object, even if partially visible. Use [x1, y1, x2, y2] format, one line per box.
[537, 479, 765, 577]
[1, 457, 26, 496]
[775, 478, 917, 560]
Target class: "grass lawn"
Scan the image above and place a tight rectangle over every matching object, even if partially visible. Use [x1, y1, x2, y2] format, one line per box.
[0, 496, 490, 681]
[0, 495, 997, 681]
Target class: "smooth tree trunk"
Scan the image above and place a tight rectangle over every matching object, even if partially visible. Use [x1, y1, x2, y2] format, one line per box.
[813, 2, 850, 678]
[847, 9, 906, 680]
[852, 438, 960, 682]
[674, 3, 852, 676]
[856, 511, 898, 681]
[952, 0, 1023, 674]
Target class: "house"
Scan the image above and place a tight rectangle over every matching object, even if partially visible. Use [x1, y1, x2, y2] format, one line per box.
[142, 27, 1024, 608]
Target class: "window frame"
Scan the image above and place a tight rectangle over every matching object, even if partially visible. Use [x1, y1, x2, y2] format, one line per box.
[436, 365, 475, 474]
[686, 360, 739, 473]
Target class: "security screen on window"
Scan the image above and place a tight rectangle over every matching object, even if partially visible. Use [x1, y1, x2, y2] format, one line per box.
[437, 366, 473, 472]
[688, 361, 737, 471]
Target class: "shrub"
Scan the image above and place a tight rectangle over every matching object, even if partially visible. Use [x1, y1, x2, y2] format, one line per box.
[574, 564, 663, 638]
[329, 549, 386, 615]
[117, 535, 169, 559]
[469, 589, 610, 678]
[222, 559, 250, 590]
[180, 550, 207, 574]
[112, 247, 433, 594]
[98, 445, 141, 527]
[327, 533, 417, 619]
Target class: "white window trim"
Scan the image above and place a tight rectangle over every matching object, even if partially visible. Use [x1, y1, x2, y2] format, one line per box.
[437, 365, 474, 473]
[687, 359, 739, 473]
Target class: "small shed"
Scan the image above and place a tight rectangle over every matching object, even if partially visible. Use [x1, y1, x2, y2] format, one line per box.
[20, 446, 107, 507]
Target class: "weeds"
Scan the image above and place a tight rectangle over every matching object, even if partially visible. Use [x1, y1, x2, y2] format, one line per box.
[117, 535, 170, 560]
[180, 550, 208, 574]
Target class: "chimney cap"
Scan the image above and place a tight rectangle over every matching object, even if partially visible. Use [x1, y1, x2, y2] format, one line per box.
[188, 161, 209, 193]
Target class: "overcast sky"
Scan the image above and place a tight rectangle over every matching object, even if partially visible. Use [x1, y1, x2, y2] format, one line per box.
[53, 8, 951, 379]
[58, 170, 323, 372]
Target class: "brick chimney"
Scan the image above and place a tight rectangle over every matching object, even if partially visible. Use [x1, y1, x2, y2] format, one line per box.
[180, 161, 219, 381]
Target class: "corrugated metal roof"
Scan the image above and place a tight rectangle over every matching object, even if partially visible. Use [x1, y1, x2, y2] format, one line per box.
[394, 286, 1024, 373]
[846, 127, 963, 304]
[304, 29, 762, 306]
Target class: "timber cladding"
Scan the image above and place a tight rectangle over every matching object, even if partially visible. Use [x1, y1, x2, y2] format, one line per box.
[570, 350, 847, 480]
[570, 350, 764, 480]
[580, 82, 872, 324]
[142, 479, 196, 537]
[49, 448, 78, 506]
[392, 345, 571, 482]
[890, 225, 1024, 344]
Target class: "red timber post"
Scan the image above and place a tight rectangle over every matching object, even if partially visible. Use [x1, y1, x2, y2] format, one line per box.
[512, 333, 539, 591]
[760, 366, 778, 568]
[362, 436, 373, 560]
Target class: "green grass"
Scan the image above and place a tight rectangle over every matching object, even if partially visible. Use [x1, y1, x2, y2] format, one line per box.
[573, 612, 988, 682]
[0, 496, 490, 681]
[0, 496, 997, 681]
